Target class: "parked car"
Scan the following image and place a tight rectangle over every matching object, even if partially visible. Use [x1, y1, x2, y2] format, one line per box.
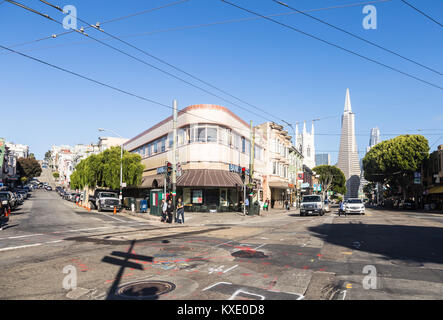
[0, 192, 11, 213]
[344, 198, 365, 215]
[399, 199, 416, 210]
[45, 186, 53, 191]
[89, 189, 121, 212]
[300, 195, 325, 216]
[0, 191, 17, 210]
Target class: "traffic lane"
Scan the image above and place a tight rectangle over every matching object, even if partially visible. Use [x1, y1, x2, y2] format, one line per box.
[0, 216, 325, 300]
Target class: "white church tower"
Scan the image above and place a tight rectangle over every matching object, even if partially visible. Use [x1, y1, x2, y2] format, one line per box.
[296, 120, 316, 170]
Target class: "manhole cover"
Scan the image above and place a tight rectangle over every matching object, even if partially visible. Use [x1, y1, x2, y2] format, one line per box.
[232, 250, 268, 259]
[115, 280, 176, 299]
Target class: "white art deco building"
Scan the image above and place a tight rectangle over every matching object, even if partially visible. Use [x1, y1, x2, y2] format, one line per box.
[337, 89, 361, 199]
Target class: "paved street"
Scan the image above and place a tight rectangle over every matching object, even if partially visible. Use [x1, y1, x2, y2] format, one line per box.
[1, 190, 443, 300]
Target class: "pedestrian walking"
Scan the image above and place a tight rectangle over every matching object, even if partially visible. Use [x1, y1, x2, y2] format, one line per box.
[161, 199, 167, 222]
[245, 197, 249, 214]
[285, 199, 290, 211]
[339, 200, 346, 217]
[263, 199, 268, 211]
[176, 197, 185, 224]
[166, 199, 174, 224]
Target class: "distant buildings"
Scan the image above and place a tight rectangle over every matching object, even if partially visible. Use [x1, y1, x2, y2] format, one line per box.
[0, 139, 30, 187]
[5, 142, 29, 159]
[315, 153, 331, 166]
[337, 88, 361, 199]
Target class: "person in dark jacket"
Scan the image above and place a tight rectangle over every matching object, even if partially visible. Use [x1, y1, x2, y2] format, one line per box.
[0, 200, 8, 231]
[176, 197, 185, 224]
[166, 199, 174, 223]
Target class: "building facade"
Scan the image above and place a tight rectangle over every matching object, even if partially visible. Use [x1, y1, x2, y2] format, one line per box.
[255, 122, 292, 209]
[124, 104, 267, 211]
[315, 153, 331, 166]
[422, 144, 443, 209]
[337, 88, 361, 199]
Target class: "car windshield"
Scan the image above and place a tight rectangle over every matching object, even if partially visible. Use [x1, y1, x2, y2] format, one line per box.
[101, 192, 118, 198]
[302, 196, 321, 202]
[347, 199, 363, 204]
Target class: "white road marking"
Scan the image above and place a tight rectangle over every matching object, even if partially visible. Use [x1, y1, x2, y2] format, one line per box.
[202, 282, 232, 291]
[253, 244, 266, 250]
[0, 234, 44, 240]
[229, 289, 265, 300]
[223, 264, 239, 274]
[213, 240, 234, 248]
[53, 227, 111, 234]
[102, 214, 127, 223]
[0, 243, 42, 252]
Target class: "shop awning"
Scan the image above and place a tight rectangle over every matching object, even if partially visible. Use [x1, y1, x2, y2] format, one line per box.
[268, 181, 290, 189]
[177, 169, 243, 187]
[429, 185, 443, 194]
[141, 174, 164, 188]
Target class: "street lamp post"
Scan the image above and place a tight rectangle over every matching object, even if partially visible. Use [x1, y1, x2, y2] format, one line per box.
[99, 128, 123, 200]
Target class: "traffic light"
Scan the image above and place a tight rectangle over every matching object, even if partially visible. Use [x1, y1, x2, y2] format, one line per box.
[167, 162, 172, 176]
[241, 167, 246, 183]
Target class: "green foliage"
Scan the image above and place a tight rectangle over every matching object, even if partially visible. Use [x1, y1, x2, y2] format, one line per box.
[363, 182, 375, 199]
[53, 172, 60, 179]
[17, 157, 42, 179]
[70, 146, 144, 190]
[363, 135, 429, 182]
[362, 135, 429, 198]
[312, 165, 347, 196]
[44, 150, 52, 160]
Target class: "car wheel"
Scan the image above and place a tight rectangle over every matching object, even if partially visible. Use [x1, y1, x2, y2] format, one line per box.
[98, 204, 102, 212]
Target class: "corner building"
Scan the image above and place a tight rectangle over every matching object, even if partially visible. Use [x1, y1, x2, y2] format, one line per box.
[123, 104, 268, 212]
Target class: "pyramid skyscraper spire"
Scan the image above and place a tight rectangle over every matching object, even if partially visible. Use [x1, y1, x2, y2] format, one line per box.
[337, 88, 361, 199]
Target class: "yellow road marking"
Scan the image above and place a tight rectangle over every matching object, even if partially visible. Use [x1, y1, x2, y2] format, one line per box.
[342, 252, 353, 255]
[346, 284, 352, 289]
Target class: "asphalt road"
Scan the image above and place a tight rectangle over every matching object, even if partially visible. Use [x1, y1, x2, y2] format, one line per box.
[1, 190, 443, 300]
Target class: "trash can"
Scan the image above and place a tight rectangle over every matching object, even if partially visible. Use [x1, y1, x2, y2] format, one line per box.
[135, 198, 144, 212]
[149, 189, 164, 216]
[123, 197, 136, 210]
[248, 201, 260, 215]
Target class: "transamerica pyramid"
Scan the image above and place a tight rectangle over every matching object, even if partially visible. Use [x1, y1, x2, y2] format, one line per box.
[337, 88, 361, 199]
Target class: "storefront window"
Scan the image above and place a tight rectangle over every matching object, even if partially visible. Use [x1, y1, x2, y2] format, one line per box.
[192, 190, 203, 204]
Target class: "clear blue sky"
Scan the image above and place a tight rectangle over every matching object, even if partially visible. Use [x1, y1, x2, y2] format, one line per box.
[1, 0, 442, 163]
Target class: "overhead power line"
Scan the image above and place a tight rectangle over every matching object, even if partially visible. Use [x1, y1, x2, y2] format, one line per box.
[3, 0, 190, 50]
[274, 0, 442, 76]
[4, 0, 391, 51]
[0, 44, 259, 134]
[6, 0, 280, 124]
[400, 0, 443, 28]
[220, 0, 443, 91]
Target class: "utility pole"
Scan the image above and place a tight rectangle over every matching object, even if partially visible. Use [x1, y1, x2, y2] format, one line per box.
[172, 99, 178, 219]
[250, 120, 255, 204]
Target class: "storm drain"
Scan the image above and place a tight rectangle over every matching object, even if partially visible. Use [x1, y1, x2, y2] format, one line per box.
[232, 250, 268, 259]
[115, 280, 176, 299]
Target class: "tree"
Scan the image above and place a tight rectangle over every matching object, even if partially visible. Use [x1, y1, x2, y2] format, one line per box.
[363, 135, 429, 200]
[17, 157, 42, 180]
[53, 172, 60, 179]
[312, 165, 347, 198]
[70, 146, 144, 190]
[44, 150, 52, 160]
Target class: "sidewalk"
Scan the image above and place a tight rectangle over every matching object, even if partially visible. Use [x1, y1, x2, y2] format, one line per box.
[120, 206, 294, 226]
[367, 205, 443, 215]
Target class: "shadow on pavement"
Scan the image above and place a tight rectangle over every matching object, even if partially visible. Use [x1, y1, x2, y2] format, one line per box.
[308, 223, 443, 264]
[102, 240, 154, 300]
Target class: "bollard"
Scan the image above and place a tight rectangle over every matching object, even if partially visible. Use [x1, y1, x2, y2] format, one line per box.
[114, 206, 117, 215]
